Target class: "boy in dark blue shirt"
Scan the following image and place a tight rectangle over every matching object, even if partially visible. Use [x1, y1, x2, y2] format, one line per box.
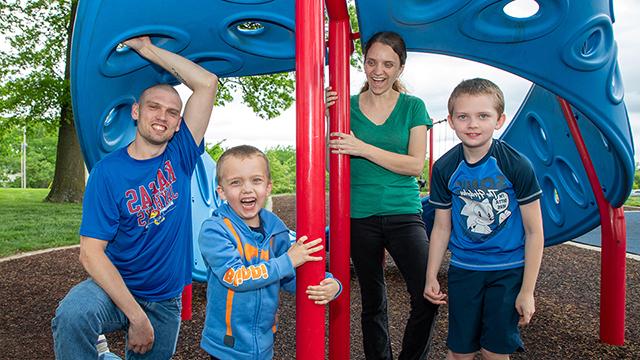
[424, 78, 544, 360]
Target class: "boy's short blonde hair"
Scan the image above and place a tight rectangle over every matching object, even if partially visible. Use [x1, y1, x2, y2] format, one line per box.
[447, 78, 505, 116]
[216, 145, 271, 183]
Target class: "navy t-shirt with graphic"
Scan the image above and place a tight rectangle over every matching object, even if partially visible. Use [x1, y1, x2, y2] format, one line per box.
[429, 139, 541, 271]
[80, 123, 204, 301]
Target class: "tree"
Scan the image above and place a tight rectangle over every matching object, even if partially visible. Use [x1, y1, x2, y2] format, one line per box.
[0, 0, 295, 202]
[0, 0, 82, 201]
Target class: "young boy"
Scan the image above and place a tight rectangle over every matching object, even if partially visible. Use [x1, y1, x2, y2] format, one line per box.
[424, 78, 544, 360]
[198, 145, 341, 360]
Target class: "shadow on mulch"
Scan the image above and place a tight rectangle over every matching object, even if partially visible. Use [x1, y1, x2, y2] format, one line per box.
[0, 194, 638, 359]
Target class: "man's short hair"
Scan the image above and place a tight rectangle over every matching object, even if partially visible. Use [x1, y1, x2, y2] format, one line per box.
[139, 84, 182, 107]
[447, 78, 505, 116]
[216, 145, 271, 184]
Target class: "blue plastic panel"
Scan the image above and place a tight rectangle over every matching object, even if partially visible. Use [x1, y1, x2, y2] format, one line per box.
[71, 0, 296, 170]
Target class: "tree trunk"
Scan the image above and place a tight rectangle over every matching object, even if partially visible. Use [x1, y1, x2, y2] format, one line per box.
[45, 0, 84, 203]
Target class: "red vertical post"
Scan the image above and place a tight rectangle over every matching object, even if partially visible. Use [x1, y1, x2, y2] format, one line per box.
[428, 124, 434, 186]
[326, 0, 351, 358]
[295, 0, 326, 358]
[180, 284, 192, 320]
[558, 97, 626, 345]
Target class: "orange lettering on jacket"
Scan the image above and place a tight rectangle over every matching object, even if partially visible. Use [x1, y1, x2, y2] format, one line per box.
[222, 264, 270, 286]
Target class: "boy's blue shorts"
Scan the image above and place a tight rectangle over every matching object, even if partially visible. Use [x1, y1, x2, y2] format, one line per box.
[446, 265, 525, 355]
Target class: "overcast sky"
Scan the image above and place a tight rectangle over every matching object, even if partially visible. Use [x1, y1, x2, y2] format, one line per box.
[191, 0, 639, 163]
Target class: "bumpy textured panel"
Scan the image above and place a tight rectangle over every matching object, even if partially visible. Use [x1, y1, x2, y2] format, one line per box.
[355, 0, 635, 244]
[71, 0, 295, 170]
[190, 152, 222, 282]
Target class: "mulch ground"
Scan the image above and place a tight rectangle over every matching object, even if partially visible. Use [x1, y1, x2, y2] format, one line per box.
[0, 194, 638, 359]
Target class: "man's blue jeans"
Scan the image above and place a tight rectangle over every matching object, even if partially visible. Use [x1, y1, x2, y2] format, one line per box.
[51, 279, 182, 359]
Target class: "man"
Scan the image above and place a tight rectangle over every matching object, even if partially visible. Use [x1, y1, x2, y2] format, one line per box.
[52, 36, 218, 359]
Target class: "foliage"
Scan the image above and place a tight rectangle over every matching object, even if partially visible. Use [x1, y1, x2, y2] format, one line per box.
[625, 196, 640, 207]
[0, 0, 71, 133]
[217, 72, 295, 120]
[634, 166, 639, 189]
[0, 121, 56, 188]
[265, 145, 296, 194]
[0, 188, 82, 257]
[205, 140, 226, 162]
[348, 2, 363, 69]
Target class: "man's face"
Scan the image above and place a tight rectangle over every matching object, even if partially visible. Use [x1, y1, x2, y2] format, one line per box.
[132, 87, 183, 146]
[217, 155, 272, 228]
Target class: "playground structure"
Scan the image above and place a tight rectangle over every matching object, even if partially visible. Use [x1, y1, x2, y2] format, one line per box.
[70, 0, 634, 359]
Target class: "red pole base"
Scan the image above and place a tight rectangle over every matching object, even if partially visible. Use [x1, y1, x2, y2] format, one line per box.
[181, 284, 192, 321]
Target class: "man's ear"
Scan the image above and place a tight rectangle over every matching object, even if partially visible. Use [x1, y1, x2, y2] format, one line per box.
[495, 113, 506, 130]
[131, 102, 140, 121]
[447, 114, 455, 129]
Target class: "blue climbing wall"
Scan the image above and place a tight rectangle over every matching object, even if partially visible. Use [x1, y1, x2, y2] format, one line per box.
[71, 0, 634, 281]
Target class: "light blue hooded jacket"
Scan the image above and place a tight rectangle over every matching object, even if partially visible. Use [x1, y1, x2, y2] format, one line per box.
[198, 203, 301, 359]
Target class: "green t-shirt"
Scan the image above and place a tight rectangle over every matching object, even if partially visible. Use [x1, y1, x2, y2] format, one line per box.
[350, 93, 432, 218]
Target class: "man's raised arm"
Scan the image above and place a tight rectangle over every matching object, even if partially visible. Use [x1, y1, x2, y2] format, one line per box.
[125, 36, 218, 145]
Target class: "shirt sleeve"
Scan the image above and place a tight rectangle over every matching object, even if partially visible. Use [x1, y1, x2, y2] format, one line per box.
[510, 154, 542, 205]
[409, 96, 432, 129]
[79, 164, 119, 241]
[428, 161, 452, 209]
[170, 119, 205, 175]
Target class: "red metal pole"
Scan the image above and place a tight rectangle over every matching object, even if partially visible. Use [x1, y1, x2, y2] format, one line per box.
[428, 123, 434, 186]
[558, 97, 626, 345]
[326, 0, 351, 357]
[295, 0, 326, 358]
[180, 284, 192, 320]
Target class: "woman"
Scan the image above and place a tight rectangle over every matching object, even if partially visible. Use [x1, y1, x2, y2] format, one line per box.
[327, 31, 438, 360]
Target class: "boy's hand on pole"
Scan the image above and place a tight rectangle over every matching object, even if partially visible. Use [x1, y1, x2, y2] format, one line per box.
[306, 278, 340, 305]
[287, 236, 323, 268]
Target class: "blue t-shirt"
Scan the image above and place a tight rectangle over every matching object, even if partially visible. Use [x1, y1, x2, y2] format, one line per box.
[80, 123, 204, 301]
[429, 139, 541, 271]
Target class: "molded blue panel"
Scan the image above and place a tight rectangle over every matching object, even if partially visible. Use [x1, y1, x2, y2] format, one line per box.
[190, 152, 221, 283]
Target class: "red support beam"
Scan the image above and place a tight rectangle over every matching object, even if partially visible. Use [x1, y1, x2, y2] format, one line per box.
[295, 0, 326, 358]
[558, 97, 626, 345]
[428, 124, 434, 185]
[326, 0, 352, 357]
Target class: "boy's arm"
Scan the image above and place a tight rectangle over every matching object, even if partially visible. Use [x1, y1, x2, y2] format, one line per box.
[516, 199, 544, 325]
[423, 208, 451, 304]
[124, 36, 218, 145]
[198, 221, 295, 292]
[79, 236, 154, 354]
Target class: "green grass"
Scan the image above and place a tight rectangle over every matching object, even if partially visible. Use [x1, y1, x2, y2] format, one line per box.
[626, 196, 640, 207]
[0, 188, 637, 258]
[0, 188, 82, 258]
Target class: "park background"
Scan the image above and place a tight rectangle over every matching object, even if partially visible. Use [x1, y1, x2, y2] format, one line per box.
[0, 1, 639, 359]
